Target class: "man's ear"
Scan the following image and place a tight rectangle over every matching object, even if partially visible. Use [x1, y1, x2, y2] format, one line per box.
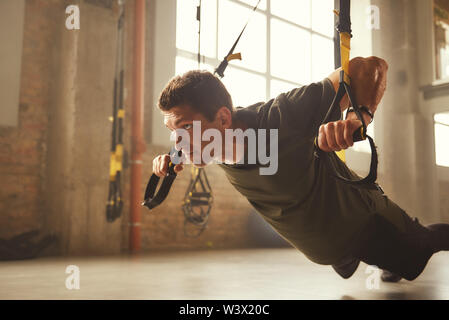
[216, 106, 232, 128]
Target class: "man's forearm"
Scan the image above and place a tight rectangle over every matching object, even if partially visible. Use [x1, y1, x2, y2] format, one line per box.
[327, 56, 388, 115]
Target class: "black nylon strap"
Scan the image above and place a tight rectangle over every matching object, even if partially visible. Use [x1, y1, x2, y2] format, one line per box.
[314, 72, 381, 191]
[214, 0, 261, 78]
[142, 172, 177, 210]
[336, 0, 351, 35]
[142, 149, 182, 210]
[315, 135, 379, 190]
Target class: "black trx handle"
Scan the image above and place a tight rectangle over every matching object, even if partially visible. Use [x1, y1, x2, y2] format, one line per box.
[214, 0, 261, 78]
[314, 0, 382, 192]
[314, 71, 379, 188]
[142, 148, 182, 210]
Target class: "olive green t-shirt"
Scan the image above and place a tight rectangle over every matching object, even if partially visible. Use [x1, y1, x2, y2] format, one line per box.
[218, 78, 407, 265]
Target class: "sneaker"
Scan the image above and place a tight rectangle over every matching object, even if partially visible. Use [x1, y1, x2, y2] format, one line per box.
[381, 269, 402, 282]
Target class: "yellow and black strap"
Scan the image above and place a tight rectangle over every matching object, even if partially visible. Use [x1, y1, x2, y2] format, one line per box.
[106, 0, 126, 222]
[313, 0, 382, 192]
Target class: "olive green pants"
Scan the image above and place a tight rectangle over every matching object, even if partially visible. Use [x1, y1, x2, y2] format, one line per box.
[351, 211, 435, 281]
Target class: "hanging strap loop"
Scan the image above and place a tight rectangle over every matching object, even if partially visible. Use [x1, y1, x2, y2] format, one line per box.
[141, 148, 182, 210]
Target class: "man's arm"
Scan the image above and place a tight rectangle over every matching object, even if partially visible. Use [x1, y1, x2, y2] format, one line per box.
[327, 56, 388, 116]
[318, 56, 388, 152]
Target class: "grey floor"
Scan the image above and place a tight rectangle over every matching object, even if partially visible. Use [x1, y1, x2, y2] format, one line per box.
[1, 248, 449, 300]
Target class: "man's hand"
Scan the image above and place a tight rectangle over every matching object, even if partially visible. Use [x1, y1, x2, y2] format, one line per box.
[152, 154, 184, 177]
[327, 56, 388, 113]
[317, 119, 363, 152]
[349, 56, 388, 113]
[320, 56, 388, 153]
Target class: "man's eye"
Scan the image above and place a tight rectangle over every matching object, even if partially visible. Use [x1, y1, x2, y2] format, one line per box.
[183, 124, 192, 130]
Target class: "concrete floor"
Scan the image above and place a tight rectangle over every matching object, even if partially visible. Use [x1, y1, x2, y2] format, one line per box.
[1, 248, 449, 300]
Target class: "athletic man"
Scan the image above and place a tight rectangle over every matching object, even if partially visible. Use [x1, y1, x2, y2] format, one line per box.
[153, 56, 449, 282]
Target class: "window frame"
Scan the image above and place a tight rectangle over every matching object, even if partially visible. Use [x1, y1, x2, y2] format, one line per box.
[434, 111, 449, 168]
[175, 0, 335, 104]
[433, 0, 449, 83]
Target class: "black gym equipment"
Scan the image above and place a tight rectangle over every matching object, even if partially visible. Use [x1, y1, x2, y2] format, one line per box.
[106, 0, 126, 222]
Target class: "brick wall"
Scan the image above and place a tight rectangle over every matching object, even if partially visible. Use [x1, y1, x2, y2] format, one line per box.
[125, 144, 256, 252]
[0, 0, 61, 240]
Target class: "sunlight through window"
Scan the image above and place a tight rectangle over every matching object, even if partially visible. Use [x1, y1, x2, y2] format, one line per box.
[435, 112, 449, 167]
[175, 0, 335, 107]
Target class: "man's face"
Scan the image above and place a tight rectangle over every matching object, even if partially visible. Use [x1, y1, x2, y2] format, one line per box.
[163, 104, 230, 167]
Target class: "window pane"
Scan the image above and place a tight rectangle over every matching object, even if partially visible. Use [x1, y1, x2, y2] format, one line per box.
[200, 0, 218, 58]
[271, 18, 311, 84]
[270, 79, 301, 99]
[218, 0, 266, 72]
[236, 0, 267, 11]
[271, 0, 311, 28]
[311, 0, 334, 37]
[176, 0, 216, 58]
[311, 34, 334, 82]
[435, 112, 449, 167]
[176, 0, 197, 54]
[434, 0, 449, 80]
[221, 67, 266, 107]
[435, 111, 449, 124]
[175, 56, 214, 75]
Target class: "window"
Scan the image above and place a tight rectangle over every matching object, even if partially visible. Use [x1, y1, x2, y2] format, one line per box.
[175, 0, 334, 107]
[434, 0, 449, 80]
[435, 112, 449, 167]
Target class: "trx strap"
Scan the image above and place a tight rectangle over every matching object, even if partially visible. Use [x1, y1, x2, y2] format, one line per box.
[180, 0, 214, 236]
[214, 0, 261, 78]
[313, 0, 382, 192]
[182, 166, 213, 237]
[142, 0, 260, 211]
[142, 148, 182, 210]
[106, 0, 126, 222]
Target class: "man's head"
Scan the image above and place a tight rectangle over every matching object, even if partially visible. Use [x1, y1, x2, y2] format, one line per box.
[158, 70, 235, 166]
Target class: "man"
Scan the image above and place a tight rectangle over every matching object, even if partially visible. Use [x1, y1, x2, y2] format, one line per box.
[153, 56, 449, 282]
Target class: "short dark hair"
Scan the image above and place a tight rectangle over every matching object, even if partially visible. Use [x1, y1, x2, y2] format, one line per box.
[158, 70, 234, 122]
